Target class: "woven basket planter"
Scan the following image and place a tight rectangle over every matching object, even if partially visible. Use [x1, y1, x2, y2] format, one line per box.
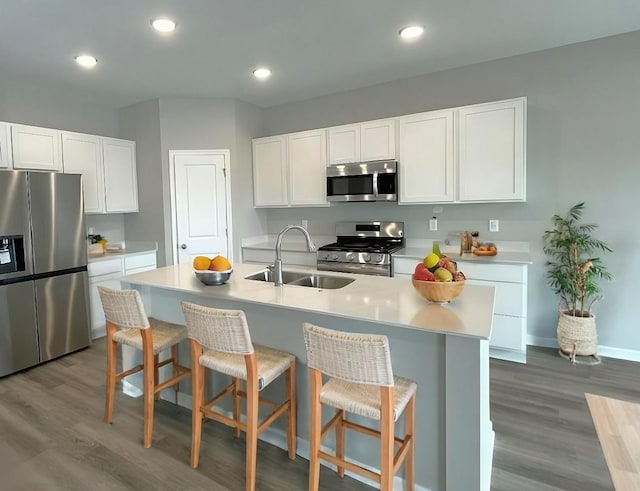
[557, 310, 597, 357]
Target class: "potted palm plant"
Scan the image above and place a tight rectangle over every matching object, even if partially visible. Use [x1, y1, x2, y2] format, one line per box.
[543, 202, 612, 363]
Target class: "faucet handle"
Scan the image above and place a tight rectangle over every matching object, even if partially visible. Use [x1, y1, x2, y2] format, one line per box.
[266, 263, 275, 272]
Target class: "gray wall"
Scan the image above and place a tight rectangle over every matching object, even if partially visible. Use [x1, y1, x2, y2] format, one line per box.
[261, 30, 640, 351]
[119, 99, 164, 262]
[0, 75, 119, 137]
[119, 97, 267, 266]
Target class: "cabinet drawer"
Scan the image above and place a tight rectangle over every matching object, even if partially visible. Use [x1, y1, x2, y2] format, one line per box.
[88, 258, 122, 277]
[124, 252, 156, 271]
[125, 265, 157, 276]
[465, 279, 525, 317]
[490, 314, 526, 351]
[393, 257, 419, 276]
[456, 261, 526, 283]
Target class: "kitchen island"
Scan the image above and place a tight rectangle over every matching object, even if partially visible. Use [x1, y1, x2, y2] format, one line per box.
[121, 263, 496, 491]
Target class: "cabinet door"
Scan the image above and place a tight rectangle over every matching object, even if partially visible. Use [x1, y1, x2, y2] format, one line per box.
[61, 132, 105, 213]
[252, 136, 288, 207]
[288, 129, 328, 206]
[11, 124, 61, 171]
[398, 110, 454, 204]
[361, 119, 396, 161]
[89, 272, 122, 339]
[458, 98, 526, 202]
[328, 124, 360, 165]
[103, 138, 138, 213]
[0, 122, 12, 169]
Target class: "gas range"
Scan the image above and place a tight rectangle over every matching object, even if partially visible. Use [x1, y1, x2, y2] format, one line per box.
[317, 221, 404, 277]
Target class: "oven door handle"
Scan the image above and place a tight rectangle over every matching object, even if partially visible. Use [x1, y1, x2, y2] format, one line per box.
[372, 171, 379, 197]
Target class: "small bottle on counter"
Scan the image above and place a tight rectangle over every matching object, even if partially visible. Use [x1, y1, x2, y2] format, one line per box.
[471, 232, 479, 251]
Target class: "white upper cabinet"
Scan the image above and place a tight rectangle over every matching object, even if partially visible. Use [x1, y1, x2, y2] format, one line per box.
[328, 124, 360, 165]
[102, 138, 138, 213]
[253, 136, 288, 207]
[360, 119, 396, 161]
[288, 129, 328, 206]
[398, 109, 455, 204]
[11, 124, 61, 171]
[61, 132, 105, 214]
[457, 98, 526, 202]
[0, 123, 11, 169]
[328, 119, 396, 166]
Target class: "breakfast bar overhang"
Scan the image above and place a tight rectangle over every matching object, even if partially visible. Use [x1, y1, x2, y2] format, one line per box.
[121, 263, 496, 491]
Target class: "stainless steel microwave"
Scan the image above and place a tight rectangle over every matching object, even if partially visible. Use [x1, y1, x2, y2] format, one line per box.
[326, 160, 397, 202]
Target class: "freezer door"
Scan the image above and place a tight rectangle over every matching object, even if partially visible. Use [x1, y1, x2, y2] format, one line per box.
[36, 271, 91, 362]
[0, 280, 39, 377]
[0, 171, 33, 279]
[29, 172, 87, 273]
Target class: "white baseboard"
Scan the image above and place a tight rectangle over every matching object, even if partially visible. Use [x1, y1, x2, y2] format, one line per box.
[490, 347, 526, 364]
[527, 335, 640, 363]
[175, 392, 431, 491]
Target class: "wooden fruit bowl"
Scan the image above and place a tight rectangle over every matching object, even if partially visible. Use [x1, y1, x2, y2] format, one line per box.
[412, 278, 465, 303]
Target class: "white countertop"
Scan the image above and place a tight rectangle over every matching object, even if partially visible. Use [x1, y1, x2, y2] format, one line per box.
[396, 247, 532, 265]
[88, 242, 157, 263]
[121, 262, 495, 340]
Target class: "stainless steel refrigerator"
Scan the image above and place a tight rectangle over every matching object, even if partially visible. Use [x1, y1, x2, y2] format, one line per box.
[0, 170, 90, 378]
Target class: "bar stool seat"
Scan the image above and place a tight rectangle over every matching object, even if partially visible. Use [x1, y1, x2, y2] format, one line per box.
[200, 344, 295, 390]
[113, 319, 188, 354]
[321, 376, 417, 421]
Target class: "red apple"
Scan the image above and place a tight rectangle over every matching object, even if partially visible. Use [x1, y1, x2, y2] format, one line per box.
[413, 263, 435, 281]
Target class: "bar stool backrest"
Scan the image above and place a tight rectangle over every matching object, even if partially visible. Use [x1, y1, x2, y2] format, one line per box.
[98, 286, 150, 329]
[303, 323, 394, 387]
[181, 301, 254, 355]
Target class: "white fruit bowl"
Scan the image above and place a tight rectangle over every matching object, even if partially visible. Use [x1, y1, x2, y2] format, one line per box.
[411, 277, 465, 303]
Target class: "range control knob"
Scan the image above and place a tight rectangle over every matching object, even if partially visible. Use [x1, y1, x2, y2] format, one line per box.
[376, 254, 385, 263]
[363, 254, 371, 262]
[320, 252, 330, 260]
[346, 252, 354, 261]
[331, 254, 339, 260]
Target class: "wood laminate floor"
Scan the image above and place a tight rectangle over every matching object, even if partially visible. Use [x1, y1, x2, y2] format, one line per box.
[1, 342, 639, 490]
[586, 393, 640, 491]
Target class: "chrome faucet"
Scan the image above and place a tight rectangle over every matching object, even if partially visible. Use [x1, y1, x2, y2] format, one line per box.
[273, 225, 316, 286]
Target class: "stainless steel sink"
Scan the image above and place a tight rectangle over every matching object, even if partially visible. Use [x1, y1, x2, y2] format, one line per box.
[244, 270, 308, 283]
[287, 274, 355, 290]
[244, 270, 354, 289]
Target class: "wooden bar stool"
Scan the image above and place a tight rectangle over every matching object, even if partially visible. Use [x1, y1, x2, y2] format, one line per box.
[180, 301, 297, 491]
[303, 323, 417, 491]
[98, 286, 191, 448]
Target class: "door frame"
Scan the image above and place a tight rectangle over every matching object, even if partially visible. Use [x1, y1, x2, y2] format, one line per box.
[168, 149, 234, 266]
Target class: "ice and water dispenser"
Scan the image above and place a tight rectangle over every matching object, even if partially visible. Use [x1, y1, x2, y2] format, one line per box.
[0, 235, 25, 275]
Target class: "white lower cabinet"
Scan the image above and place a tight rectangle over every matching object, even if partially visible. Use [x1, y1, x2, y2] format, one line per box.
[393, 256, 528, 363]
[87, 252, 156, 339]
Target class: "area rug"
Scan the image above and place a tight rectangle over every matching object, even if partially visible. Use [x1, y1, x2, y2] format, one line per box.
[585, 393, 640, 490]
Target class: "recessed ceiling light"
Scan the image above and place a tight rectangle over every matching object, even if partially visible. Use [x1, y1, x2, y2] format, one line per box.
[253, 68, 272, 80]
[75, 55, 98, 69]
[399, 25, 424, 40]
[151, 18, 176, 33]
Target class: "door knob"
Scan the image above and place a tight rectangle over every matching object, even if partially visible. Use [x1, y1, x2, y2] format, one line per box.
[180, 244, 187, 250]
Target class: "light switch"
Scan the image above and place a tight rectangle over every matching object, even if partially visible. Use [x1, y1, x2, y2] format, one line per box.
[489, 219, 499, 232]
[429, 217, 438, 231]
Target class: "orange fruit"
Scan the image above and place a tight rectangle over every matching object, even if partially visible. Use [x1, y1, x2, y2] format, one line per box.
[209, 255, 232, 271]
[193, 256, 212, 270]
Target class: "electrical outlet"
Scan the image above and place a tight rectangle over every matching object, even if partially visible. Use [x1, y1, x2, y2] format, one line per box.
[429, 217, 438, 231]
[301, 219, 308, 229]
[489, 219, 499, 232]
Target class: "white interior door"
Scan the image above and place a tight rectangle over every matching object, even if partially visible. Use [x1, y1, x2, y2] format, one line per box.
[173, 151, 230, 265]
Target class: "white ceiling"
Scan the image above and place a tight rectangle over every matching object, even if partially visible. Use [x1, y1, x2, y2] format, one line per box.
[2, 1, 640, 109]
